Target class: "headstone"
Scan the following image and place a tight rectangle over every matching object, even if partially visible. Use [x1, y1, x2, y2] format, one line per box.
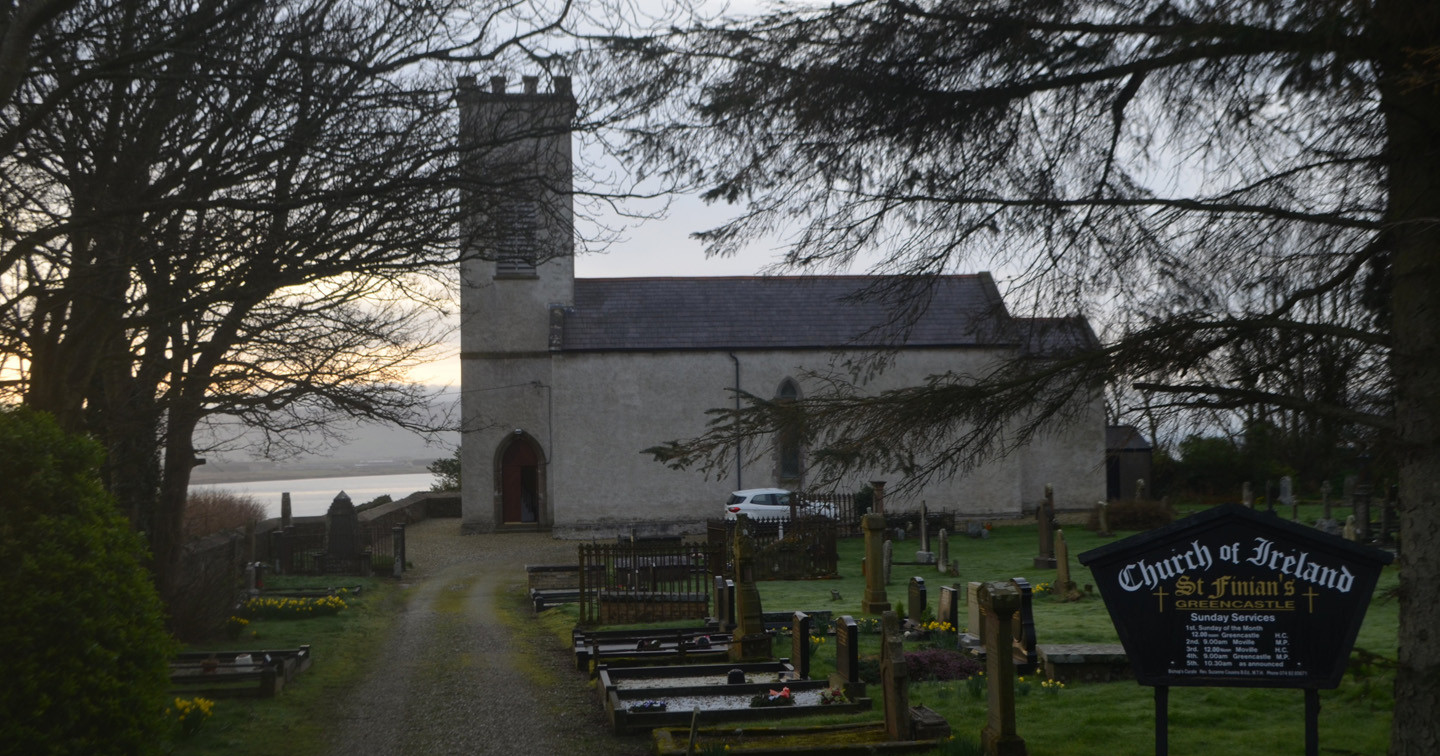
[324, 491, 360, 572]
[938, 584, 960, 633]
[792, 611, 812, 679]
[916, 502, 935, 563]
[1034, 485, 1057, 569]
[713, 576, 728, 626]
[908, 576, 927, 626]
[728, 515, 773, 661]
[1265, 478, 1275, 513]
[1353, 485, 1372, 542]
[1242, 481, 1254, 509]
[1280, 476, 1295, 519]
[1095, 501, 1112, 537]
[883, 539, 894, 585]
[1010, 578, 1038, 671]
[1135, 478, 1146, 501]
[936, 529, 950, 573]
[829, 615, 864, 699]
[978, 582, 1028, 756]
[962, 581, 984, 648]
[880, 611, 912, 741]
[1321, 480, 1333, 520]
[966, 520, 989, 539]
[244, 562, 259, 594]
[1343, 514, 1358, 541]
[1053, 531, 1080, 602]
[725, 579, 737, 631]
[1342, 474, 1356, 501]
[860, 513, 891, 613]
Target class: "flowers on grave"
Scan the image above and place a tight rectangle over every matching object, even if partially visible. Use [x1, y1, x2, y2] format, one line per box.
[1032, 581, 1053, 595]
[225, 616, 250, 639]
[1017, 675, 1033, 696]
[921, 620, 957, 636]
[819, 687, 848, 705]
[241, 594, 347, 620]
[749, 686, 794, 707]
[169, 697, 215, 738]
[1041, 678, 1065, 695]
[807, 633, 826, 657]
[628, 700, 667, 712]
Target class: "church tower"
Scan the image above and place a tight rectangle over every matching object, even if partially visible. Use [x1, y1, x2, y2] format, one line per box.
[456, 74, 576, 532]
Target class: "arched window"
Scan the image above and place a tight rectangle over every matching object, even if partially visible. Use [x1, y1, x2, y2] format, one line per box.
[776, 379, 802, 483]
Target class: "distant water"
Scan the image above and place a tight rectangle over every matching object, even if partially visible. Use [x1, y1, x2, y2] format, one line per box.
[191, 472, 438, 519]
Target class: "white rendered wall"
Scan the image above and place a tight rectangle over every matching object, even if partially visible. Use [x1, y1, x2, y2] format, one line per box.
[531, 347, 1062, 537]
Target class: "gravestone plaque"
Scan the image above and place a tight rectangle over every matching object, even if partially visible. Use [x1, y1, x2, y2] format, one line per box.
[830, 615, 862, 698]
[1079, 503, 1392, 688]
[938, 584, 959, 632]
[714, 576, 732, 630]
[792, 612, 812, 679]
[908, 576, 927, 625]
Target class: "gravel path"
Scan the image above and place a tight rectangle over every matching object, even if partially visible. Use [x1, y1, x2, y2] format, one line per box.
[323, 519, 651, 756]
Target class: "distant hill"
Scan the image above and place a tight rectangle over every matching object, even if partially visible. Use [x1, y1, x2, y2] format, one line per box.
[191, 392, 459, 485]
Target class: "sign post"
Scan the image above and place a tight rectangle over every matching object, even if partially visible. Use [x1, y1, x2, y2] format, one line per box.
[1079, 504, 1393, 755]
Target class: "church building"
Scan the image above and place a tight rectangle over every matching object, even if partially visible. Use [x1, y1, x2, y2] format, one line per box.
[457, 75, 1105, 537]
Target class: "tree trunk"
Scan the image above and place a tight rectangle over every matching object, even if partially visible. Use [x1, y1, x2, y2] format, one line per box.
[1379, 1, 1440, 752]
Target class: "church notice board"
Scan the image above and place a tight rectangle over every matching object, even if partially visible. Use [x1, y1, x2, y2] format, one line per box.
[1078, 503, 1393, 689]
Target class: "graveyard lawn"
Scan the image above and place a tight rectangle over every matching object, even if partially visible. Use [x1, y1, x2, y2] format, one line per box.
[541, 510, 1397, 756]
[165, 577, 399, 756]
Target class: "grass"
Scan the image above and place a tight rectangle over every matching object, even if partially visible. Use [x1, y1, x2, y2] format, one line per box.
[165, 577, 402, 756]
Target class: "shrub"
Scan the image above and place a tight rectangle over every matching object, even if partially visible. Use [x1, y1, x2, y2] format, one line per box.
[184, 488, 267, 540]
[0, 408, 176, 756]
[428, 448, 460, 492]
[1088, 498, 1175, 531]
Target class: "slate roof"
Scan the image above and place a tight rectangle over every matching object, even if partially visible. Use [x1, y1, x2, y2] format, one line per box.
[558, 273, 1090, 353]
[1106, 425, 1152, 452]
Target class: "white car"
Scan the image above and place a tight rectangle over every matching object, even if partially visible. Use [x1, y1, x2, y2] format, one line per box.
[723, 488, 834, 520]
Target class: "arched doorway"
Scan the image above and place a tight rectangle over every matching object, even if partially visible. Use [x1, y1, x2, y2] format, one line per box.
[499, 436, 544, 524]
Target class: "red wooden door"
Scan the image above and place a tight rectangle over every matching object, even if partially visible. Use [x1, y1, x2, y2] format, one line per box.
[501, 440, 539, 523]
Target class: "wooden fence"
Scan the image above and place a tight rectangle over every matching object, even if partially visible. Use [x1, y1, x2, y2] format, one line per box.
[577, 541, 724, 626]
[267, 522, 401, 575]
[705, 516, 839, 581]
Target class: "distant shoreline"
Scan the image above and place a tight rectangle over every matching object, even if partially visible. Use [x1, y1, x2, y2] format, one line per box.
[190, 462, 432, 486]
